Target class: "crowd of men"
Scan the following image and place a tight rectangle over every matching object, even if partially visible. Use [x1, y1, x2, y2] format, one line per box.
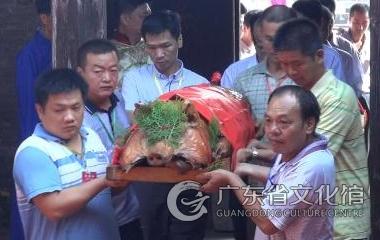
[12, 0, 371, 239]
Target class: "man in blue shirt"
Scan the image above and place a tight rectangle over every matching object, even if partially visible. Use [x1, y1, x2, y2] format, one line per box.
[78, 39, 143, 240]
[121, 10, 209, 240]
[292, 0, 346, 84]
[16, 0, 52, 141]
[13, 69, 127, 240]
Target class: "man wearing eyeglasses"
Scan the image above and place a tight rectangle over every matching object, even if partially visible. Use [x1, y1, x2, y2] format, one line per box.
[199, 85, 335, 240]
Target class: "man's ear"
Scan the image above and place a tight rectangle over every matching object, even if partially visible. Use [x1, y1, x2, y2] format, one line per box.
[305, 117, 316, 135]
[76, 66, 84, 75]
[178, 34, 183, 48]
[315, 49, 324, 65]
[35, 103, 44, 120]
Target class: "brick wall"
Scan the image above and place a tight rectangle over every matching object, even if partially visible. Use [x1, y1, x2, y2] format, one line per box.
[0, 0, 38, 235]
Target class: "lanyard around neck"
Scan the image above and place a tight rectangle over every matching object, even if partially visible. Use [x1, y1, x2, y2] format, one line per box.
[94, 110, 116, 143]
[153, 72, 183, 95]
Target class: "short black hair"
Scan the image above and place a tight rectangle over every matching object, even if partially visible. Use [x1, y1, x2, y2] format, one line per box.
[320, 6, 334, 41]
[273, 18, 322, 57]
[35, 69, 88, 108]
[141, 10, 181, 40]
[240, 3, 247, 15]
[292, 0, 323, 25]
[260, 5, 298, 24]
[248, 11, 263, 29]
[243, 10, 261, 27]
[350, 3, 369, 17]
[249, 11, 263, 43]
[35, 0, 51, 15]
[319, 0, 336, 14]
[77, 39, 119, 68]
[108, 0, 150, 37]
[268, 85, 320, 127]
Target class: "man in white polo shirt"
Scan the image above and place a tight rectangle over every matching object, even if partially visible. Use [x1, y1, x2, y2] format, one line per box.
[200, 85, 335, 240]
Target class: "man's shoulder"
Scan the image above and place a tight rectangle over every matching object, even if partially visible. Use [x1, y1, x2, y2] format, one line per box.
[182, 68, 208, 84]
[301, 149, 334, 170]
[226, 56, 257, 73]
[323, 44, 341, 58]
[123, 64, 153, 84]
[18, 31, 50, 55]
[235, 62, 266, 84]
[16, 135, 52, 155]
[82, 127, 107, 150]
[317, 73, 358, 108]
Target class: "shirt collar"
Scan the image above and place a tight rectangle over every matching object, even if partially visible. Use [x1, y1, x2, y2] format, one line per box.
[262, 58, 288, 80]
[36, 28, 51, 45]
[152, 60, 184, 81]
[85, 93, 119, 115]
[282, 134, 328, 167]
[33, 123, 89, 144]
[310, 70, 334, 97]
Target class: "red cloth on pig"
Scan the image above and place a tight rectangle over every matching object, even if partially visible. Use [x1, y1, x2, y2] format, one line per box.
[159, 84, 256, 170]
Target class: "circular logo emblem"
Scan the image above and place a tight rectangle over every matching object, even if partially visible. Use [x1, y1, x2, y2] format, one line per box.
[167, 181, 210, 221]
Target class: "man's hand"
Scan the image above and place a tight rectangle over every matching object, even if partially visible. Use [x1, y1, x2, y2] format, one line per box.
[105, 175, 130, 196]
[245, 139, 275, 163]
[198, 169, 234, 193]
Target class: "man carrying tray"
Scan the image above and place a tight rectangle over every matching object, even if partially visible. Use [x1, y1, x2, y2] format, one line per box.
[200, 85, 335, 240]
[13, 69, 128, 240]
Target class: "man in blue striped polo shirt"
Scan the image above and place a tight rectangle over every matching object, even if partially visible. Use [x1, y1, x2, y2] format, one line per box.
[13, 69, 126, 240]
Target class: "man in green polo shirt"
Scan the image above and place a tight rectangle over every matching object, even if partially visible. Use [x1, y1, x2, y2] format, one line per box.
[273, 18, 370, 240]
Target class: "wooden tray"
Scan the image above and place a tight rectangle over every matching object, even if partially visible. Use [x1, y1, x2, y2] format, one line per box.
[106, 165, 205, 183]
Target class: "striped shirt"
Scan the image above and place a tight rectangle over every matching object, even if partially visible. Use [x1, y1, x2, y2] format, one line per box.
[311, 70, 370, 239]
[255, 135, 335, 240]
[221, 54, 258, 88]
[13, 124, 120, 240]
[233, 60, 295, 122]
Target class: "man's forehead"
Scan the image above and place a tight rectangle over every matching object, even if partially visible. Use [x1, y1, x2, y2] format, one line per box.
[276, 50, 306, 59]
[262, 21, 281, 32]
[267, 94, 300, 114]
[85, 52, 119, 66]
[352, 11, 369, 19]
[46, 90, 83, 104]
[145, 31, 175, 44]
